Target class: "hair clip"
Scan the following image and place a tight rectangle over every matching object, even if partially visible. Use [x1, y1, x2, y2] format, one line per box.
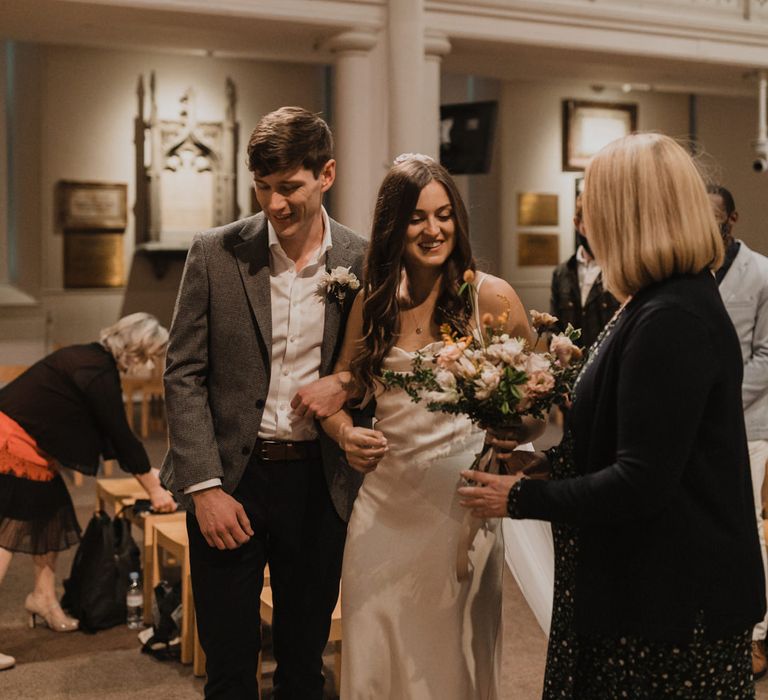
[393, 153, 435, 166]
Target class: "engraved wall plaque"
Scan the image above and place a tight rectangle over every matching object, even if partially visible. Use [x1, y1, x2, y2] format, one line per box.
[518, 232, 560, 267]
[64, 233, 125, 288]
[57, 181, 127, 231]
[517, 193, 559, 227]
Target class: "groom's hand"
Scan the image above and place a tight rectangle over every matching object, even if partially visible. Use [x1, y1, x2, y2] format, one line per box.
[192, 487, 253, 550]
[291, 373, 351, 419]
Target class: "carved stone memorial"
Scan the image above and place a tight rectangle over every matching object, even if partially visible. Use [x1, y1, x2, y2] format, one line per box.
[134, 73, 239, 255]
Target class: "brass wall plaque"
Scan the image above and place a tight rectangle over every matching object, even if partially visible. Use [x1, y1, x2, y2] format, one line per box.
[57, 181, 127, 231]
[517, 193, 559, 226]
[64, 233, 125, 288]
[518, 232, 560, 267]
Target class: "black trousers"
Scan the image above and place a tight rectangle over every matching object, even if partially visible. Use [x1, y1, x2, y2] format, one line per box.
[187, 453, 347, 700]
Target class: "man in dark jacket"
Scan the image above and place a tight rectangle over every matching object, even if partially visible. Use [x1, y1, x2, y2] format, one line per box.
[550, 195, 619, 349]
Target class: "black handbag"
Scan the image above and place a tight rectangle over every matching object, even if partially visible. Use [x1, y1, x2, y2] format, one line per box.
[61, 510, 141, 633]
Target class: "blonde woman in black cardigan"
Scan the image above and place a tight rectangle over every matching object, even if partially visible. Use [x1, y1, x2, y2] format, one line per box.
[460, 133, 765, 699]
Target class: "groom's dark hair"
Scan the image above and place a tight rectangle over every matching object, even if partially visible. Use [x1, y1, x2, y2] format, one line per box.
[247, 106, 334, 178]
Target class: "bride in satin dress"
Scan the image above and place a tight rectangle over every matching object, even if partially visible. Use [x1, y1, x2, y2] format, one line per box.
[320, 155, 553, 699]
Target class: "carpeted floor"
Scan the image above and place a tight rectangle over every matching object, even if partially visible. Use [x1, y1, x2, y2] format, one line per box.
[1, 422, 766, 699]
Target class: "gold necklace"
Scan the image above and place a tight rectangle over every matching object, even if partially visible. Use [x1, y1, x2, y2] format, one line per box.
[401, 300, 432, 336]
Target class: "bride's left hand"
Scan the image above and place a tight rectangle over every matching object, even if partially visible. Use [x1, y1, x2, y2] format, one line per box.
[458, 470, 523, 519]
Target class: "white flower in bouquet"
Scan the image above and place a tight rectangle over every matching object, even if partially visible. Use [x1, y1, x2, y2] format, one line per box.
[526, 352, 551, 374]
[550, 333, 583, 366]
[436, 340, 465, 370]
[435, 368, 458, 391]
[474, 363, 502, 400]
[486, 336, 526, 367]
[425, 369, 460, 404]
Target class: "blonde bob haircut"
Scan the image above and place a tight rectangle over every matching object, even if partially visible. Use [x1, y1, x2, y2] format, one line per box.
[582, 132, 723, 300]
[99, 312, 168, 373]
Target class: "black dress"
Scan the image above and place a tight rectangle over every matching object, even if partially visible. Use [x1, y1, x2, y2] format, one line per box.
[510, 275, 760, 698]
[0, 343, 151, 554]
[540, 434, 753, 699]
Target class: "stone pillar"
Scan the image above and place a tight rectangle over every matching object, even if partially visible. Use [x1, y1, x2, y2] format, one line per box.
[388, 0, 425, 158]
[328, 29, 378, 236]
[423, 31, 451, 160]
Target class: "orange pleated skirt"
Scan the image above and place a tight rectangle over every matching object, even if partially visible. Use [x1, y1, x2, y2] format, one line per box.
[0, 411, 81, 554]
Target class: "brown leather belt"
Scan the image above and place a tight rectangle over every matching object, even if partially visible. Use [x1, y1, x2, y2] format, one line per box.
[254, 438, 321, 462]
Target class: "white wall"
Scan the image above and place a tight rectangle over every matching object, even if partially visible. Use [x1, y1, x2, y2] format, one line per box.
[498, 82, 691, 313]
[697, 94, 768, 254]
[441, 74, 503, 277]
[2, 42, 325, 355]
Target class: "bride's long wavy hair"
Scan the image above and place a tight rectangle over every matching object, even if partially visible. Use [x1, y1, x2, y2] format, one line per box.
[350, 158, 476, 394]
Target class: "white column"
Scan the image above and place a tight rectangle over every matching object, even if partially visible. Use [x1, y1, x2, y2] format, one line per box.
[0, 42, 8, 286]
[423, 31, 451, 160]
[388, 0, 425, 158]
[328, 29, 378, 237]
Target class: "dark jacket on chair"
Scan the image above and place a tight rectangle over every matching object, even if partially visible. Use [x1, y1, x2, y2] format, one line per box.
[519, 270, 766, 642]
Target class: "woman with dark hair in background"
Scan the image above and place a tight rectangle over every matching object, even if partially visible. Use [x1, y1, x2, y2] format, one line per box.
[320, 154, 539, 699]
[459, 133, 765, 698]
[0, 312, 176, 670]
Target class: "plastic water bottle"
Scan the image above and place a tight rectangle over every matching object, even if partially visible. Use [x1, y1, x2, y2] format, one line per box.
[126, 572, 143, 629]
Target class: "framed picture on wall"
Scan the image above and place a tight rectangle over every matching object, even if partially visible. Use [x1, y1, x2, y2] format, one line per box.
[57, 181, 128, 231]
[562, 100, 637, 171]
[439, 101, 498, 174]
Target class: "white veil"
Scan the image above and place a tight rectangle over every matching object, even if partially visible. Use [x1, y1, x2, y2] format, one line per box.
[502, 443, 555, 636]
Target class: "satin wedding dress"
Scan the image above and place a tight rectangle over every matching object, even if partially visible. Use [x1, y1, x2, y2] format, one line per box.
[340, 342, 503, 700]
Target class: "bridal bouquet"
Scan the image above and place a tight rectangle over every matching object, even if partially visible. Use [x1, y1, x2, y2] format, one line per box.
[382, 272, 583, 431]
[382, 272, 583, 579]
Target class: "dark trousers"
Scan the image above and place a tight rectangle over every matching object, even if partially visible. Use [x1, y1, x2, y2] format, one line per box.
[187, 454, 347, 700]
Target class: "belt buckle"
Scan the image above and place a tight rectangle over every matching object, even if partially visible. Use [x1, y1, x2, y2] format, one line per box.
[259, 440, 274, 462]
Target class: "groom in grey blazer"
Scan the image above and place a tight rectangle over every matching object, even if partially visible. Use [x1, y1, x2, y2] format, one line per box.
[709, 185, 768, 679]
[162, 107, 366, 699]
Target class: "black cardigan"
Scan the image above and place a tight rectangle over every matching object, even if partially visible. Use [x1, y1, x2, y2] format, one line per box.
[518, 271, 765, 642]
[0, 343, 151, 476]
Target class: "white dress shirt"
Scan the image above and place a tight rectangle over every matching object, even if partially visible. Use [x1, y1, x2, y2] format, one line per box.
[185, 209, 331, 494]
[258, 210, 331, 440]
[576, 245, 602, 308]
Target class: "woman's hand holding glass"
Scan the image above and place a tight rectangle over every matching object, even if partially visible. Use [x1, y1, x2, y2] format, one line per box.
[339, 425, 388, 473]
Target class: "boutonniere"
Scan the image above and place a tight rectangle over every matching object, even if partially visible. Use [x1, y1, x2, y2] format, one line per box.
[316, 266, 361, 304]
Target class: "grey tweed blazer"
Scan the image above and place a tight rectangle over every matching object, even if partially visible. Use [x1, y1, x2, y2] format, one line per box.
[161, 212, 367, 521]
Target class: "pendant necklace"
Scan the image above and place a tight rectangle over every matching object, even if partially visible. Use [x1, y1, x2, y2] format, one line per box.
[408, 302, 432, 335]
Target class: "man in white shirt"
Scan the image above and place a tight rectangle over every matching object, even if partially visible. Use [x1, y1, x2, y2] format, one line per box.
[550, 195, 619, 350]
[162, 107, 368, 699]
[709, 185, 768, 680]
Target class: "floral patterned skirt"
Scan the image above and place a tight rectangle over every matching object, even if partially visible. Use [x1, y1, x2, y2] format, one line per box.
[542, 434, 754, 700]
[0, 411, 80, 554]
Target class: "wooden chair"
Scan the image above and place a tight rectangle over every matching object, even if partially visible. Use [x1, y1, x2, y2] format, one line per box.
[95, 476, 148, 514]
[121, 364, 165, 439]
[96, 477, 187, 624]
[123, 505, 185, 624]
[257, 586, 343, 695]
[150, 520, 196, 665]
